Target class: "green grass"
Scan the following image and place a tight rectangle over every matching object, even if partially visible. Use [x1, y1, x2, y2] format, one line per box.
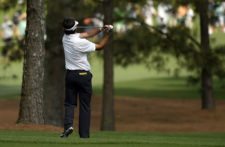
[0, 60, 22, 99]
[0, 131, 225, 147]
[94, 77, 225, 99]
[91, 54, 225, 99]
[0, 30, 225, 100]
[0, 56, 225, 100]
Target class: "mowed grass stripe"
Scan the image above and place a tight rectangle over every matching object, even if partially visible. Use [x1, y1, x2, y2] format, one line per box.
[0, 131, 225, 146]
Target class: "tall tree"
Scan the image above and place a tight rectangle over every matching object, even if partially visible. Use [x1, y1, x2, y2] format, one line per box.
[198, 0, 214, 109]
[44, 0, 71, 126]
[44, 0, 98, 126]
[101, 0, 115, 131]
[17, 0, 45, 124]
[44, 0, 77, 126]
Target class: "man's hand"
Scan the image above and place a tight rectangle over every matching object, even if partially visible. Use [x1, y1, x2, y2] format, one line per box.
[80, 25, 113, 38]
[101, 25, 113, 32]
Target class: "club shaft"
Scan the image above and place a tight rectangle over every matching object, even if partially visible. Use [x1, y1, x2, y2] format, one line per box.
[76, 26, 103, 29]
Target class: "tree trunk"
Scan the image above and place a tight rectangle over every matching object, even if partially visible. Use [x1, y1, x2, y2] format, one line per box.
[199, 0, 215, 109]
[17, 0, 45, 124]
[44, 0, 82, 126]
[101, 0, 115, 131]
[44, 1, 65, 126]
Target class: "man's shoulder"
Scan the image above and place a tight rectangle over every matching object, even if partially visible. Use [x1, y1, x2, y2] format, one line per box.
[64, 33, 82, 39]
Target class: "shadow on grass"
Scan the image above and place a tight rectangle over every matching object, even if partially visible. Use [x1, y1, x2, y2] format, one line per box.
[93, 87, 201, 99]
[0, 84, 21, 99]
[0, 77, 224, 100]
[93, 77, 225, 99]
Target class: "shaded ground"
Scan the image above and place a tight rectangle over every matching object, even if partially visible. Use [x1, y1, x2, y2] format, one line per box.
[0, 96, 225, 132]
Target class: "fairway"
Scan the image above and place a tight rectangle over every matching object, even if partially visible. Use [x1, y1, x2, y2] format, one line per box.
[1, 57, 225, 100]
[0, 131, 225, 147]
[1, 1, 225, 147]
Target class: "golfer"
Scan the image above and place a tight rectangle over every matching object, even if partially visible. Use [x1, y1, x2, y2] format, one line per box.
[60, 18, 111, 138]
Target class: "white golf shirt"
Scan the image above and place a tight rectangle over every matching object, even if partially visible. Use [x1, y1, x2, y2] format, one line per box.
[62, 33, 96, 71]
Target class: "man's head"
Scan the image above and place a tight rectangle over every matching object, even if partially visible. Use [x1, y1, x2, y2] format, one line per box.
[63, 18, 79, 35]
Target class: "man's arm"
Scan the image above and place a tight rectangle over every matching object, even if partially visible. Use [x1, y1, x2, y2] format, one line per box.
[95, 34, 109, 50]
[80, 25, 112, 39]
[79, 28, 101, 38]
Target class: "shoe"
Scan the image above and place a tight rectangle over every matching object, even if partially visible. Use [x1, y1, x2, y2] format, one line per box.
[60, 127, 73, 138]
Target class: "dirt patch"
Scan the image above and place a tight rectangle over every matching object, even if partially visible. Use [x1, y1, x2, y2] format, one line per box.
[0, 97, 225, 132]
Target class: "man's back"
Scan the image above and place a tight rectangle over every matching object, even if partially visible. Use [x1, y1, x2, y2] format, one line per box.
[62, 33, 95, 71]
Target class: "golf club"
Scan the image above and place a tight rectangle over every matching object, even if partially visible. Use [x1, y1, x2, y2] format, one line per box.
[76, 26, 102, 29]
[76, 25, 113, 30]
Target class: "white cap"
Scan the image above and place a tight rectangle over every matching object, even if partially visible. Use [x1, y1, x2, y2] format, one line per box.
[65, 21, 79, 31]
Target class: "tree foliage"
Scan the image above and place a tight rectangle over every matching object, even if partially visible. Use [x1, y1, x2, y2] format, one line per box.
[0, 0, 17, 10]
[113, 0, 225, 82]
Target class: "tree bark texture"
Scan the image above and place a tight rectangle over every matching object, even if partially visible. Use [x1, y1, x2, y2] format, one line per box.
[101, 0, 115, 131]
[18, 0, 45, 124]
[199, 0, 215, 109]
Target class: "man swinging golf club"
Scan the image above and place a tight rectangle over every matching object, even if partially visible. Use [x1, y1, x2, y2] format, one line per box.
[60, 18, 113, 138]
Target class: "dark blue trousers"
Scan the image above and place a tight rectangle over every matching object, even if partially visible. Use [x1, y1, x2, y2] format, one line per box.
[64, 70, 92, 138]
